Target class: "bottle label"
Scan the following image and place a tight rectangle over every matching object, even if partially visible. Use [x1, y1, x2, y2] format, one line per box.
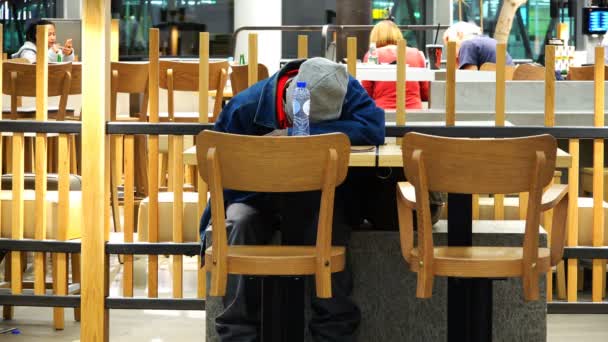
[302, 100, 310, 116]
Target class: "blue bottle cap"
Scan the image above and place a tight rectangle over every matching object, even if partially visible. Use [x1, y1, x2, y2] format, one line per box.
[296, 81, 307, 88]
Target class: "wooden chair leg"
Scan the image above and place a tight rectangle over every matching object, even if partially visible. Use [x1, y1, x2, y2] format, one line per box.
[3, 258, 13, 320]
[52, 253, 64, 330]
[71, 254, 81, 322]
[556, 261, 567, 300]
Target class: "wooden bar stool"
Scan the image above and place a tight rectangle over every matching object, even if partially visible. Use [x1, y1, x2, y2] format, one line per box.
[396, 133, 568, 340]
[196, 130, 350, 336]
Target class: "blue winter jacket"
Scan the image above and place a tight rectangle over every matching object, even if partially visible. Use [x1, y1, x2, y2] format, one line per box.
[199, 59, 385, 239]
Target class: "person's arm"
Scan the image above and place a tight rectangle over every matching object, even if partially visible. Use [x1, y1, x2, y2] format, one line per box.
[48, 48, 59, 62]
[21, 50, 37, 64]
[62, 53, 74, 62]
[309, 77, 385, 146]
[416, 51, 430, 101]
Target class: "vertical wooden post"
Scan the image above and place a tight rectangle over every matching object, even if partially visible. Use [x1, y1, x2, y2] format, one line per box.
[494, 43, 506, 221]
[592, 46, 605, 302]
[123, 135, 134, 297]
[198, 32, 210, 299]
[55, 128, 70, 329]
[396, 39, 407, 127]
[173, 137, 184, 298]
[544, 44, 557, 301]
[111, 19, 119, 62]
[545, 45, 556, 127]
[567, 138, 579, 302]
[34, 24, 49, 297]
[248, 33, 258, 87]
[347, 37, 356, 77]
[81, 0, 111, 340]
[446, 41, 456, 126]
[148, 28, 160, 299]
[297, 35, 308, 59]
[171, 26, 179, 56]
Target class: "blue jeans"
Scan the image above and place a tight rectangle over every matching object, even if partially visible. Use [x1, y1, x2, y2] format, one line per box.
[213, 191, 360, 342]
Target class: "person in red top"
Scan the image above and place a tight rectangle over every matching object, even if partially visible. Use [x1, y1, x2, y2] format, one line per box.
[362, 20, 429, 110]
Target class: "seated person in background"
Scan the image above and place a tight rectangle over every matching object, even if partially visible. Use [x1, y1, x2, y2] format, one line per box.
[361, 20, 429, 110]
[199, 57, 385, 341]
[12, 19, 74, 63]
[443, 21, 513, 70]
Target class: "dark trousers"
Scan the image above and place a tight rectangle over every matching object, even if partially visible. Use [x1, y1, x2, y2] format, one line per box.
[215, 191, 361, 342]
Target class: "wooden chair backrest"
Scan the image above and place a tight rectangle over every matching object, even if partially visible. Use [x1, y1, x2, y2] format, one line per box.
[2, 62, 72, 97]
[567, 65, 608, 81]
[512, 63, 549, 81]
[158, 60, 228, 92]
[402, 133, 556, 195]
[230, 63, 270, 95]
[196, 131, 350, 193]
[111, 62, 149, 94]
[480, 62, 516, 80]
[110, 61, 150, 121]
[158, 60, 228, 120]
[69, 63, 82, 95]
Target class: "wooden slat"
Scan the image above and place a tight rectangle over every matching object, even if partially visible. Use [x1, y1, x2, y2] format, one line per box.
[123, 135, 134, 297]
[592, 46, 605, 302]
[567, 139, 579, 302]
[297, 35, 308, 59]
[198, 33, 210, 299]
[396, 39, 406, 126]
[247, 33, 258, 87]
[199, 32, 209, 124]
[544, 45, 556, 127]
[54, 134, 70, 329]
[446, 41, 456, 126]
[10, 133, 24, 295]
[34, 24, 49, 296]
[81, 0, 111, 339]
[111, 19, 119, 62]
[172, 136, 184, 298]
[347, 37, 356, 77]
[544, 44, 556, 301]
[494, 43, 507, 221]
[148, 28, 160, 298]
[171, 26, 179, 56]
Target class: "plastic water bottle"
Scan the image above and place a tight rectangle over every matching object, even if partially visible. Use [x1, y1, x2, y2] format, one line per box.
[57, 53, 62, 63]
[292, 81, 310, 136]
[368, 42, 378, 65]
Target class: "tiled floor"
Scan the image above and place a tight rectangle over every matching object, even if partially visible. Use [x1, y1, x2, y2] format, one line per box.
[1, 255, 607, 341]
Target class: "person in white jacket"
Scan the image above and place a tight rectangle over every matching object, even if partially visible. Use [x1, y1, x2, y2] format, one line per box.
[11, 19, 74, 63]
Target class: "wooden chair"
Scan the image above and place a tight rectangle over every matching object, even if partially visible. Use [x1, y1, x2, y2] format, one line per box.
[230, 63, 270, 96]
[2, 62, 73, 120]
[110, 62, 150, 232]
[196, 130, 350, 298]
[479, 62, 516, 80]
[567, 65, 608, 81]
[512, 63, 549, 81]
[158, 60, 228, 122]
[396, 133, 568, 301]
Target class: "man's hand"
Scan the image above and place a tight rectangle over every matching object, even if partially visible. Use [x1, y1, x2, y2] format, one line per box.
[62, 39, 73, 56]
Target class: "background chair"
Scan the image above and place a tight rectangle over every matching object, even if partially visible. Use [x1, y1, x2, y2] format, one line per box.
[567, 65, 608, 81]
[480, 62, 516, 80]
[397, 132, 568, 301]
[512, 63, 549, 81]
[196, 130, 350, 299]
[229, 63, 269, 96]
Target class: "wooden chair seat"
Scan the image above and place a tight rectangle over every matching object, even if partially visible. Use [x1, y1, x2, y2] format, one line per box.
[205, 245, 346, 275]
[408, 246, 550, 278]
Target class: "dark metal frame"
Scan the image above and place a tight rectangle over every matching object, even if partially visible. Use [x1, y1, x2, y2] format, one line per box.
[1, 120, 608, 313]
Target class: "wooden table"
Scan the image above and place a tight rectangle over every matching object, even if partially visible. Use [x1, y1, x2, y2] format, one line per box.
[354, 64, 496, 82]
